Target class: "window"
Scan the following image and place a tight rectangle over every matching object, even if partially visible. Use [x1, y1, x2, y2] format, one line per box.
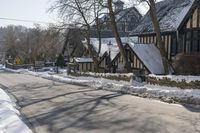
[192, 30, 198, 52]
[171, 36, 177, 55]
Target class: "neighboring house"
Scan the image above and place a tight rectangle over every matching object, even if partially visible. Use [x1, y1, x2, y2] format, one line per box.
[73, 57, 94, 72]
[130, 0, 200, 60]
[92, 0, 142, 38]
[62, 28, 86, 60]
[89, 37, 165, 74]
[90, 37, 137, 72]
[111, 43, 165, 74]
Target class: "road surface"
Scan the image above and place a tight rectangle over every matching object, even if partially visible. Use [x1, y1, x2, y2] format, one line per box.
[0, 71, 200, 133]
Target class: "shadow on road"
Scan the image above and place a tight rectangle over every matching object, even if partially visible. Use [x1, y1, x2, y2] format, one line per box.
[4, 81, 199, 133]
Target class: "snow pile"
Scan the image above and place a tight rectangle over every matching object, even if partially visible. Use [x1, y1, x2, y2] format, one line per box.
[3, 67, 200, 105]
[78, 72, 134, 78]
[3, 67, 29, 73]
[149, 74, 200, 83]
[26, 70, 200, 105]
[0, 88, 32, 133]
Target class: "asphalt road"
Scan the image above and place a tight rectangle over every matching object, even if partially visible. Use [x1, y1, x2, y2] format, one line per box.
[0, 72, 200, 133]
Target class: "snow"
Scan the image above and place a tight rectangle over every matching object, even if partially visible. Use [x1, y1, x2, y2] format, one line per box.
[90, 37, 137, 60]
[22, 69, 200, 105]
[74, 57, 93, 63]
[0, 88, 32, 133]
[2, 67, 200, 105]
[132, 0, 195, 34]
[149, 74, 200, 83]
[90, 38, 165, 74]
[128, 43, 165, 74]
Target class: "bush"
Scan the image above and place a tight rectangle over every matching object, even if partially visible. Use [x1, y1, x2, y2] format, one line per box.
[173, 53, 200, 75]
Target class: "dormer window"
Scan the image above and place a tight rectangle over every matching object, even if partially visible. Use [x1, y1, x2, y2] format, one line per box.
[113, 0, 124, 13]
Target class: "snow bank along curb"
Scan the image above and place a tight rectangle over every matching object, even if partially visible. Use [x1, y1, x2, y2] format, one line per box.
[3, 67, 200, 105]
[0, 88, 32, 133]
[27, 71, 200, 105]
[148, 75, 200, 89]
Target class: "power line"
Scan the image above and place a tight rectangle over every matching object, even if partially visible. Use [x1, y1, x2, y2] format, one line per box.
[0, 17, 53, 24]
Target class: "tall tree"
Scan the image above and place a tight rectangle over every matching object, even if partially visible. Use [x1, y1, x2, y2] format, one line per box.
[107, 0, 130, 72]
[148, 0, 169, 74]
[138, 0, 169, 74]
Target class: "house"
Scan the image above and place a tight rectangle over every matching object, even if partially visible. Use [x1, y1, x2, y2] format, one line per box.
[91, 0, 142, 38]
[90, 37, 137, 72]
[62, 28, 86, 61]
[72, 57, 94, 72]
[111, 43, 165, 75]
[130, 0, 200, 61]
[89, 37, 165, 74]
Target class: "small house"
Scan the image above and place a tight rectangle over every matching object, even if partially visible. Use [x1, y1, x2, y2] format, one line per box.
[73, 57, 94, 72]
[90, 37, 137, 72]
[111, 43, 165, 74]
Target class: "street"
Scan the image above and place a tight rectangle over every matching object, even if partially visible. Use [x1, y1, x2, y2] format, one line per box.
[0, 71, 200, 133]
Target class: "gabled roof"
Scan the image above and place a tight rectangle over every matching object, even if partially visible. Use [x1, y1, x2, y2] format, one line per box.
[127, 43, 165, 74]
[100, 6, 141, 23]
[131, 0, 196, 35]
[90, 37, 137, 60]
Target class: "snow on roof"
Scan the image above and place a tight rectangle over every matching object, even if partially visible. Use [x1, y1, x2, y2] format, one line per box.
[0, 88, 32, 133]
[128, 43, 165, 74]
[90, 37, 137, 60]
[100, 7, 141, 23]
[131, 0, 195, 34]
[74, 57, 93, 63]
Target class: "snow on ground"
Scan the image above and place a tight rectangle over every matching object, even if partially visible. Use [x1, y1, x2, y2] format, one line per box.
[149, 74, 200, 83]
[2, 67, 200, 105]
[0, 88, 32, 133]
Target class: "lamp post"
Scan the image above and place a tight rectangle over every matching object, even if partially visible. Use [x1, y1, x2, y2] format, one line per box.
[107, 41, 112, 72]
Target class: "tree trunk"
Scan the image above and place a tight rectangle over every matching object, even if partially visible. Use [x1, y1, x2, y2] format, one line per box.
[74, 0, 99, 71]
[107, 0, 130, 72]
[148, 0, 169, 74]
[96, 17, 102, 55]
[86, 26, 99, 72]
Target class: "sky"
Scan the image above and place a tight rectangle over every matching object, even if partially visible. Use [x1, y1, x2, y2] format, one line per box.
[0, 0, 157, 28]
[0, 0, 57, 27]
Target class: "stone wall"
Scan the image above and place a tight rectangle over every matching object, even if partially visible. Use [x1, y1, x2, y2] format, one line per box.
[147, 76, 200, 89]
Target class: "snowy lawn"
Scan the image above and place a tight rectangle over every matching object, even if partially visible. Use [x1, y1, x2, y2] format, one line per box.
[0, 88, 32, 133]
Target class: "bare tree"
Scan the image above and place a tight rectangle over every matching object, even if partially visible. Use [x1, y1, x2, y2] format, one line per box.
[107, 0, 130, 72]
[137, 0, 169, 74]
[148, 0, 169, 74]
[49, 0, 102, 71]
[2, 25, 62, 64]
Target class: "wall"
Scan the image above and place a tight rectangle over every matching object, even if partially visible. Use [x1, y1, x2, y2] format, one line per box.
[138, 33, 173, 60]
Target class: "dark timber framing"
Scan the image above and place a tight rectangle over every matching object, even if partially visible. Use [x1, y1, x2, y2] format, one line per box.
[133, 0, 200, 62]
